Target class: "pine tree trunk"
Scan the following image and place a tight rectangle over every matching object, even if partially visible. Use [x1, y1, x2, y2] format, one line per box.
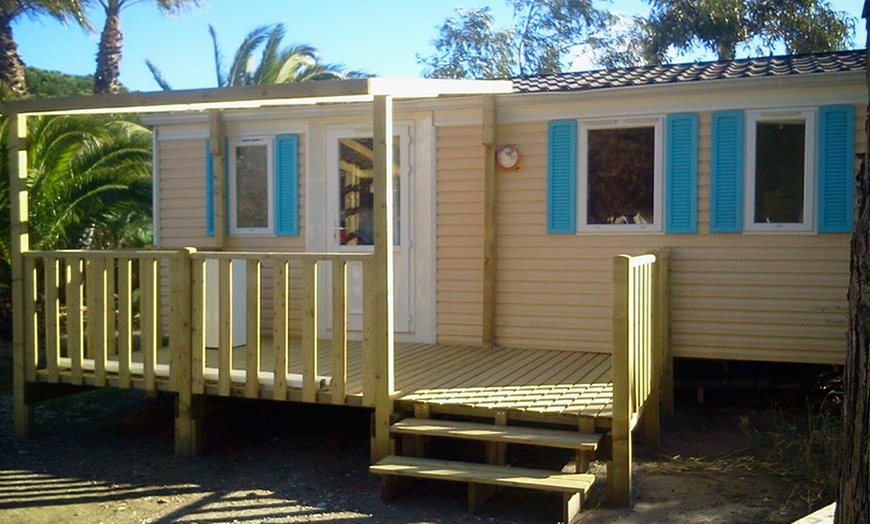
[836, 5, 870, 522]
[94, 1, 123, 95]
[0, 17, 26, 98]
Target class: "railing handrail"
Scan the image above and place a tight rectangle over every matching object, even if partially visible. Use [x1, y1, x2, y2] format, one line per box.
[23, 249, 179, 258]
[190, 251, 374, 262]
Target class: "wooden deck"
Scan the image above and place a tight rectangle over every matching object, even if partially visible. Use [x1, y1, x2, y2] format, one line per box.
[39, 340, 613, 430]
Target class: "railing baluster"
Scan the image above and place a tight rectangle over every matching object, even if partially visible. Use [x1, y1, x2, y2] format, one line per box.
[245, 259, 261, 399]
[331, 260, 347, 405]
[302, 259, 318, 403]
[67, 258, 85, 385]
[24, 256, 37, 382]
[86, 258, 108, 386]
[106, 258, 116, 359]
[141, 257, 158, 392]
[45, 257, 60, 382]
[218, 258, 233, 396]
[272, 260, 289, 401]
[117, 258, 133, 388]
[191, 258, 206, 395]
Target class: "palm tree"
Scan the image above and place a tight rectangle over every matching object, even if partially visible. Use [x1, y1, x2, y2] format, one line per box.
[25, 115, 153, 248]
[0, 0, 89, 98]
[147, 23, 367, 90]
[94, 0, 200, 94]
[0, 114, 152, 281]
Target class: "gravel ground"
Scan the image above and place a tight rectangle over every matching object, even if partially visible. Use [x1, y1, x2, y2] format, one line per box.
[0, 352, 824, 523]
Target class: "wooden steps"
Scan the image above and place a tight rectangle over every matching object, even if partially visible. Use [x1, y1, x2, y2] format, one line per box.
[371, 416, 603, 523]
[390, 418, 601, 451]
[371, 455, 595, 493]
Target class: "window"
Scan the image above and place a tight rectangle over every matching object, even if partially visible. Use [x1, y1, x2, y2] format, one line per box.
[745, 111, 815, 231]
[229, 138, 273, 234]
[578, 120, 663, 231]
[337, 137, 401, 246]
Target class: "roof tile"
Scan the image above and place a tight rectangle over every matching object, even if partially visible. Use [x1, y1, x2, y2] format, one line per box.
[512, 49, 865, 93]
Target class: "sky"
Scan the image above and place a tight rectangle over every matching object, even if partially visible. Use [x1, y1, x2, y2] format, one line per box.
[13, 0, 867, 93]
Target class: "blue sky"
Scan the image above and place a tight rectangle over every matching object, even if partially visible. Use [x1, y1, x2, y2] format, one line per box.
[14, 0, 866, 92]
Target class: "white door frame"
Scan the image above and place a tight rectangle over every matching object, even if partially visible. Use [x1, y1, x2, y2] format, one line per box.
[306, 113, 435, 344]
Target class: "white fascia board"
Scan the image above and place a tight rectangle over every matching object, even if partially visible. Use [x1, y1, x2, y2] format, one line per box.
[497, 71, 864, 124]
[367, 77, 513, 98]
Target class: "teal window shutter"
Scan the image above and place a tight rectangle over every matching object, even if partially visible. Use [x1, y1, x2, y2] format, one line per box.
[274, 134, 300, 236]
[205, 139, 214, 237]
[547, 120, 577, 234]
[817, 105, 855, 233]
[665, 113, 699, 233]
[710, 110, 745, 233]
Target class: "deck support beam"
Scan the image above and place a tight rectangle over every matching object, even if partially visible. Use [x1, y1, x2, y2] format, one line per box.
[482, 95, 497, 349]
[370, 94, 396, 463]
[10, 113, 34, 439]
[172, 247, 202, 455]
[608, 255, 632, 507]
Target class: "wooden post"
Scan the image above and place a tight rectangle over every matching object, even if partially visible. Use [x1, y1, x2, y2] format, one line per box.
[658, 248, 673, 416]
[68, 258, 85, 385]
[117, 258, 133, 389]
[370, 94, 395, 463]
[272, 260, 289, 400]
[218, 258, 233, 396]
[608, 254, 632, 507]
[301, 258, 318, 403]
[245, 259, 261, 399]
[331, 260, 348, 404]
[140, 257, 158, 393]
[639, 251, 661, 448]
[10, 113, 34, 438]
[208, 110, 227, 249]
[45, 256, 60, 383]
[482, 95, 497, 350]
[171, 248, 201, 456]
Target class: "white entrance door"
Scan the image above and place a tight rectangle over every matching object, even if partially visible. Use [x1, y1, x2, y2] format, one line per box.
[325, 127, 413, 333]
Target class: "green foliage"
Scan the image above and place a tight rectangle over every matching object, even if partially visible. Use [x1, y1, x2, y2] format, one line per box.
[0, 115, 154, 293]
[419, 0, 611, 79]
[24, 67, 93, 98]
[595, 0, 856, 67]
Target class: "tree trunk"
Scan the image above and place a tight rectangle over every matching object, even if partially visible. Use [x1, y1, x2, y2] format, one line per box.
[0, 17, 26, 98]
[836, 4, 870, 522]
[94, 0, 123, 95]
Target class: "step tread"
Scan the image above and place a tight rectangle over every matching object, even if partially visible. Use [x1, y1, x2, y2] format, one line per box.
[391, 418, 601, 450]
[370, 456, 595, 494]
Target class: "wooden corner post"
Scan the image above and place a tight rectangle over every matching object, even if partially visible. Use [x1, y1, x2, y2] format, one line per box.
[208, 110, 227, 249]
[608, 254, 632, 507]
[658, 248, 673, 416]
[171, 247, 201, 456]
[482, 95, 497, 349]
[10, 113, 34, 439]
[371, 95, 395, 463]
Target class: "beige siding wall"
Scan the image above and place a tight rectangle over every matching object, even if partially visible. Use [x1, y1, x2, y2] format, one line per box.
[435, 125, 485, 345]
[487, 106, 864, 364]
[156, 135, 307, 337]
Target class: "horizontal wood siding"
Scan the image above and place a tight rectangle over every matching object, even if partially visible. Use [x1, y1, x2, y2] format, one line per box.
[436, 125, 484, 345]
[491, 112, 861, 364]
[156, 136, 307, 337]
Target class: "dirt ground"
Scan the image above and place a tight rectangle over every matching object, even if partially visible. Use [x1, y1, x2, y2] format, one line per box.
[0, 352, 833, 523]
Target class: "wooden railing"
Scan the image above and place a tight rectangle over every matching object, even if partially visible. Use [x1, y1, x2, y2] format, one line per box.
[21, 249, 377, 408]
[186, 251, 373, 404]
[609, 248, 671, 506]
[21, 250, 178, 393]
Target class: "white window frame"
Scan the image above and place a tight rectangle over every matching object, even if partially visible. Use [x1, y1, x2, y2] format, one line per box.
[577, 118, 664, 233]
[228, 137, 274, 235]
[744, 109, 815, 233]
